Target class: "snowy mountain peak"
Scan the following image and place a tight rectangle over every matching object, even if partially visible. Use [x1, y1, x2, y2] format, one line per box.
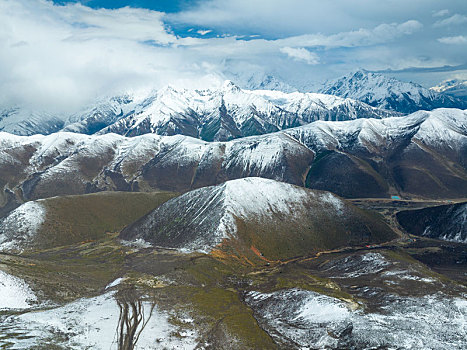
[96, 83, 398, 141]
[431, 78, 467, 99]
[320, 70, 467, 114]
[221, 80, 242, 92]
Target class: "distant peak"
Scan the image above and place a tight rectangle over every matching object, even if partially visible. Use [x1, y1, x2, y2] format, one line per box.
[221, 80, 241, 92]
[351, 68, 370, 77]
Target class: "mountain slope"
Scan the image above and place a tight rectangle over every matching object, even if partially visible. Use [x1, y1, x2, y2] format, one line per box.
[0, 107, 65, 136]
[431, 78, 467, 99]
[0, 108, 465, 217]
[119, 178, 396, 261]
[0, 191, 176, 252]
[287, 108, 467, 198]
[320, 70, 467, 114]
[396, 202, 467, 243]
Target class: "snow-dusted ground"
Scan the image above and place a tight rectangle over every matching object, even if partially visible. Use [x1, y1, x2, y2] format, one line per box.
[0, 201, 46, 252]
[0, 271, 37, 310]
[0, 292, 198, 349]
[246, 288, 467, 349]
[321, 252, 392, 279]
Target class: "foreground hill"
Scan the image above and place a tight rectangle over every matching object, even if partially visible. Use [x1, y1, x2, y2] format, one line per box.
[320, 70, 467, 114]
[397, 201, 467, 243]
[0, 108, 465, 216]
[120, 178, 396, 262]
[0, 191, 176, 252]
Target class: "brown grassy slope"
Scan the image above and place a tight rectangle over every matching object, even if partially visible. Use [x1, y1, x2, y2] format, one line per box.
[35, 191, 177, 249]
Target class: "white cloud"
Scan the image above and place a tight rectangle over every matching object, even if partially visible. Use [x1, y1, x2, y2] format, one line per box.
[438, 35, 467, 44]
[0, 0, 465, 111]
[434, 14, 467, 27]
[197, 29, 213, 36]
[276, 20, 423, 49]
[170, 0, 456, 37]
[0, 0, 221, 111]
[280, 47, 319, 65]
[433, 9, 449, 18]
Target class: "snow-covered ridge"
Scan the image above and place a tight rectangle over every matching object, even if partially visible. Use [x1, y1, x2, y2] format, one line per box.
[1, 80, 398, 140]
[1, 107, 464, 154]
[320, 70, 467, 114]
[285, 108, 467, 152]
[0, 108, 465, 210]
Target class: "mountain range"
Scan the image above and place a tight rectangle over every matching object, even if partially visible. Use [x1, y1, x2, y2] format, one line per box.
[2, 70, 466, 140]
[1, 81, 398, 140]
[431, 78, 467, 99]
[0, 69, 466, 349]
[320, 70, 467, 114]
[1, 108, 465, 218]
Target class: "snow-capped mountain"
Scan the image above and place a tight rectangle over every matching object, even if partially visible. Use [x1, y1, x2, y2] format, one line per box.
[431, 78, 467, 99]
[0, 108, 465, 217]
[98, 81, 398, 141]
[0, 107, 65, 136]
[222, 70, 298, 92]
[0, 81, 398, 139]
[320, 70, 467, 114]
[0, 93, 148, 137]
[62, 93, 146, 135]
[119, 178, 395, 259]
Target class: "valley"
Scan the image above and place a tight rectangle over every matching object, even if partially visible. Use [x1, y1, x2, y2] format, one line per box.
[0, 185, 465, 349]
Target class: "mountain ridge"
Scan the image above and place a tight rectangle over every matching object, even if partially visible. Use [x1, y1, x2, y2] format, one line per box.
[0, 108, 465, 218]
[320, 69, 467, 114]
[1, 80, 399, 139]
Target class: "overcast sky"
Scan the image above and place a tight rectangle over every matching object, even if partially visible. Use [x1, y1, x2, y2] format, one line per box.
[1, 0, 466, 111]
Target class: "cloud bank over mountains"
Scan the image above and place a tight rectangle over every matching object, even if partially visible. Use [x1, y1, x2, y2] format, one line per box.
[0, 0, 466, 112]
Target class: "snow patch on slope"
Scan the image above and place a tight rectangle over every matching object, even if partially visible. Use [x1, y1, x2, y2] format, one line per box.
[246, 289, 467, 349]
[0, 271, 37, 310]
[0, 292, 197, 349]
[0, 201, 46, 252]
